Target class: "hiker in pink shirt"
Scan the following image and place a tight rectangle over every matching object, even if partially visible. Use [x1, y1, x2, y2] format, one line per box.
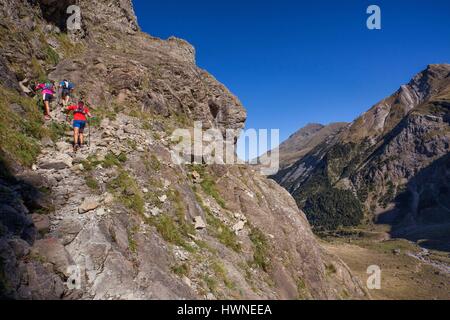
[35, 81, 56, 120]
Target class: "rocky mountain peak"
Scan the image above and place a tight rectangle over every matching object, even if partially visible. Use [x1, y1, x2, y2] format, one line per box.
[424, 63, 450, 77]
[342, 64, 450, 142]
[400, 63, 450, 106]
[289, 123, 324, 139]
[259, 122, 348, 170]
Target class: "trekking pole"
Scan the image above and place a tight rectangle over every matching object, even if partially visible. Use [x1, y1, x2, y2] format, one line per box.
[58, 85, 61, 106]
[88, 118, 91, 148]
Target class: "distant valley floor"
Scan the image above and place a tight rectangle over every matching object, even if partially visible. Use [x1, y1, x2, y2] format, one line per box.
[322, 227, 450, 300]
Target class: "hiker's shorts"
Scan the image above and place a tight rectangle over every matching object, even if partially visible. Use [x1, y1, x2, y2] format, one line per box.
[62, 88, 71, 97]
[73, 120, 86, 132]
[43, 93, 53, 102]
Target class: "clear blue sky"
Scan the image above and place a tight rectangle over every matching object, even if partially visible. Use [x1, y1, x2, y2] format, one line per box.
[133, 0, 450, 159]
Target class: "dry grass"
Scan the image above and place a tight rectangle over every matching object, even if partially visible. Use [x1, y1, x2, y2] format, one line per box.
[323, 235, 450, 300]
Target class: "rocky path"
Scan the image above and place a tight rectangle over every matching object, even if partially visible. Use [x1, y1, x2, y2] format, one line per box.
[25, 101, 180, 299]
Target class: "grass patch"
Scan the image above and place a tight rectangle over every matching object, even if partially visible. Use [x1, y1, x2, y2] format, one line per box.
[249, 226, 271, 272]
[80, 155, 99, 172]
[296, 278, 311, 300]
[149, 154, 161, 172]
[146, 189, 196, 252]
[82, 152, 127, 171]
[191, 165, 227, 209]
[195, 191, 241, 252]
[54, 33, 84, 58]
[107, 170, 144, 215]
[212, 260, 235, 290]
[94, 105, 117, 121]
[128, 228, 138, 254]
[368, 239, 419, 255]
[203, 274, 218, 293]
[0, 86, 46, 167]
[142, 121, 152, 131]
[142, 153, 162, 172]
[31, 58, 47, 82]
[169, 189, 196, 236]
[153, 131, 161, 141]
[45, 46, 60, 65]
[147, 214, 194, 252]
[112, 102, 125, 114]
[148, 177, 164, 189]
[106, 152, 127, 167]
[88, 116, 102, 128]
[206, 212, 241, 252]
[201, 178, 226, 209]
[48, 122, 70, 142]
[127, 139, 137, 150]
[85, 176, 99, 190]
[29, 252, 47, 264]
[171, 263, 190, 277]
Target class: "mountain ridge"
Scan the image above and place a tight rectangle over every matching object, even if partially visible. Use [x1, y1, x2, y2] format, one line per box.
[259, 122, 348, 170]
[272, 64, 450, 250]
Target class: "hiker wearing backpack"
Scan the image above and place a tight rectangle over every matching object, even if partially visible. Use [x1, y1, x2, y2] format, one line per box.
[66, 100, 93, 152]
[35, 81, 56, 120]
[59, 79, 75, 107]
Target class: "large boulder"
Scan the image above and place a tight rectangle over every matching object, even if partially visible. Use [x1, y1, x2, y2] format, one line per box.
[78, 198, 100, 214]
[31, 238, 74, 277]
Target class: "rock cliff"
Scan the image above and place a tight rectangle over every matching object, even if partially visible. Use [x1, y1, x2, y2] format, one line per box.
[0, 0, 367, 299]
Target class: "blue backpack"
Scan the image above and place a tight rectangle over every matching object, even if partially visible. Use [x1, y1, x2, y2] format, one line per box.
[61, 81, 75, 90]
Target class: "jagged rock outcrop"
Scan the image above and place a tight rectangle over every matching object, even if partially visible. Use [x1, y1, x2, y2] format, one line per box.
[31, 0, 138, 35]
[0, 0, 368, 299]
[273, 64, 450, 249]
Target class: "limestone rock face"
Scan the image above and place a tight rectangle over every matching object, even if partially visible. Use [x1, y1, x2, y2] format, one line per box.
[32, 0, 138, 35]
[0, 0, 367, 300]
[79, 0, 139, 35]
